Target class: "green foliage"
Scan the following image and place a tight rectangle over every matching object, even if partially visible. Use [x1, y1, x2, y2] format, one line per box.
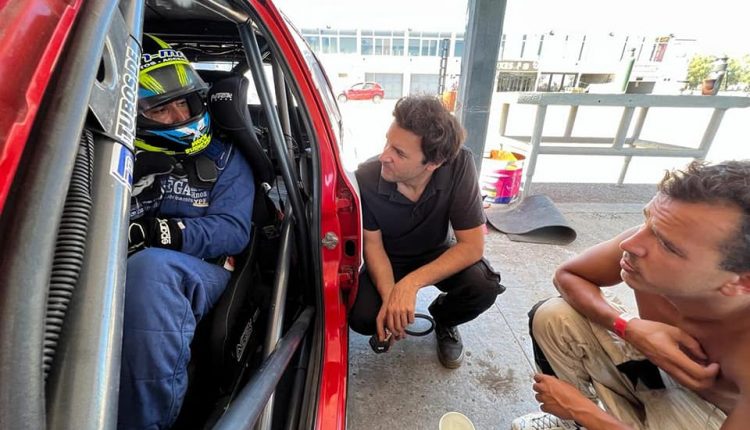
[686, 55, 715, 89]
[686, 54, 750, 91]
[727, 55, 750, 90]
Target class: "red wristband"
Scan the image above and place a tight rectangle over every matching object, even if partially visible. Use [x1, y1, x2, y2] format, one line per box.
[613, 312, 637, 338]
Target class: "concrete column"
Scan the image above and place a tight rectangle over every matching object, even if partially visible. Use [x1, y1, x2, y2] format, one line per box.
[457, 0, 507, 170]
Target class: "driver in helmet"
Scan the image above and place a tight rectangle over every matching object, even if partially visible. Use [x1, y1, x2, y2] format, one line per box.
[118, 34, 255, 430]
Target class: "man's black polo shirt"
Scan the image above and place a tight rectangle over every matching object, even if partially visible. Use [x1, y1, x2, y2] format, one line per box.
[355, 147, 485, 265]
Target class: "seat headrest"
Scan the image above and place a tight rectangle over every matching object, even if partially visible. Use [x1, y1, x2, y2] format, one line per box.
[208, 75, 252, 131]
[207, 75, 276, 187]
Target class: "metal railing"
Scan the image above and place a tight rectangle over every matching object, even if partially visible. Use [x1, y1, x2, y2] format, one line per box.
[496, 92, 750, 200]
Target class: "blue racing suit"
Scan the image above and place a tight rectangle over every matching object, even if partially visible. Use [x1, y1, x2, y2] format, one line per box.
[118, 138, 254, 430]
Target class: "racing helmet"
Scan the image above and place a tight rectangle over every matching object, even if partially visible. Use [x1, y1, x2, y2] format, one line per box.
[136, 34, 211, 155]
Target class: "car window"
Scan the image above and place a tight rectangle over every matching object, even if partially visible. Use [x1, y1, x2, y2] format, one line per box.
[286, 18, 343, 149]
[243, 64, 276, 105]
[351, 83, 364, 90]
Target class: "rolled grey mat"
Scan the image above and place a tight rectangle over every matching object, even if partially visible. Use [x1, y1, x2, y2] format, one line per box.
[485, 194, 577, 245]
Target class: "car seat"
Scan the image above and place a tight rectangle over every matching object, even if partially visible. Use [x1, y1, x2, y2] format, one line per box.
[172, 74, 282, 429]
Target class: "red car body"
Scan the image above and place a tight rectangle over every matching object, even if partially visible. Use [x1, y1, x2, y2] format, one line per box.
[0, 1, 361, 429]
[338, 82, 385, 102]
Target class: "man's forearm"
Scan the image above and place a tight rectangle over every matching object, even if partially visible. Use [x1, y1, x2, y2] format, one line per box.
[398, 242, 481, 291]
[363, 243, 396, 300]
[572, 405, 633, 430]
[554, 270, 622, 329]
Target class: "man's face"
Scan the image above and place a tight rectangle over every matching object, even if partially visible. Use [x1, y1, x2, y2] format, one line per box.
[143, 98, 190, 125]
[618, 193, 742, 298]
[378, 122, 439, 184]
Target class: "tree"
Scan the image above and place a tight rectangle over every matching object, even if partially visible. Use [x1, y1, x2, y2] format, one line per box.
[686, 55, 715, 89]
[735, 55, 750, 91]
[725, 57, 744, 88]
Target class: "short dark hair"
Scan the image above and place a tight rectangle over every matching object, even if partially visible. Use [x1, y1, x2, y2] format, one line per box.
[658, 160, 750, 272]
[392, 95, 465, 165]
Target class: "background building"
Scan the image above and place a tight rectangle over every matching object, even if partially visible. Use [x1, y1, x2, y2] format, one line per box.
[302, 27, 697, 98]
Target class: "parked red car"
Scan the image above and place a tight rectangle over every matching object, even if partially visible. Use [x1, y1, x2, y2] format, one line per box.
[337, 82, 385, 103]
[0, 0, 361, 429]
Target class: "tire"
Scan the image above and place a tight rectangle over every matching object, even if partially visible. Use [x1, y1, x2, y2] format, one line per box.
[337, 94, 347, 103]
[372, 94, 382, 103]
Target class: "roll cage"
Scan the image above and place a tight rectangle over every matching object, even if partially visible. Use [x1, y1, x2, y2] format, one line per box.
[0, 1, 360, 429]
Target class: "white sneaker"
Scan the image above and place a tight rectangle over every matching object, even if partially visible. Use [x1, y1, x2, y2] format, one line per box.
[510, 412, 583, 430]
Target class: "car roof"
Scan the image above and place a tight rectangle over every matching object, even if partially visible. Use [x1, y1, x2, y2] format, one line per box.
[143, 0, 254, 63]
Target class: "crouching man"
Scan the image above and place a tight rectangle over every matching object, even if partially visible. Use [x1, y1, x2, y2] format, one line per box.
[350, 96, 504, 368]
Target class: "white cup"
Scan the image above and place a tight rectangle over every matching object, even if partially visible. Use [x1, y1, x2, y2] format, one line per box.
[439, 412, 476, 430]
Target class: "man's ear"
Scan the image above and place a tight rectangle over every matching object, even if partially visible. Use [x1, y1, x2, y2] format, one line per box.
[425, 161, 443, 172]
[719, 273, 750, 296]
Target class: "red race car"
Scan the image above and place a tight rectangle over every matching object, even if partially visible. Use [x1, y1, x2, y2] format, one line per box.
[337, 82, 385, 103]
[0, 0, 361, 429]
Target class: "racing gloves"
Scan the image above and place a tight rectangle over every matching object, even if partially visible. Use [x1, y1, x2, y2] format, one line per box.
[128, 217, 183, 254]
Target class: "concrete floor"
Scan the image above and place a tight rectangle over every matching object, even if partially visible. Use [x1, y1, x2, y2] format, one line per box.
[345, 182, 655, 430]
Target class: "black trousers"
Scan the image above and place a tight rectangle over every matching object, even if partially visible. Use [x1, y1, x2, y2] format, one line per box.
[349, 252, 505, 335]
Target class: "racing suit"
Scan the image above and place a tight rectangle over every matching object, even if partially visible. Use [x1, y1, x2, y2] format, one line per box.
[118, 138, 254, 430]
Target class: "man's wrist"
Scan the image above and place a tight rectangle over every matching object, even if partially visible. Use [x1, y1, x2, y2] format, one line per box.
[613, 312, 638, 338]
[572, 404, 632, 430]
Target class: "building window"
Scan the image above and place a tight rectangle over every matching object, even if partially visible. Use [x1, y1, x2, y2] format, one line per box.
[361, 30, 405, 56]
[301, 28, 355, 54]
[361, 30, 373, 55]
[393, 37, 405, 55]
[393, 31, 405, 56]
[421, 39, 438, 56]
[321, 29, 338, 54]
[301, 28, 320, 51]
[453, 32, 464, 58]
[340, 30, 357, 54]
[406, 31, 451, 57]
[408, 38, 420, 56]
[454, 39, 464, 57]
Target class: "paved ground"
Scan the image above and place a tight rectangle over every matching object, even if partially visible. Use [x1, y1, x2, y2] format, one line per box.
[340, 95, 748, 429]
[345, 183, 652, 430]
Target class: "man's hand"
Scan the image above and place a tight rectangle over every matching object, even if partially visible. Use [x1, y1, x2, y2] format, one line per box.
[532, 374, 594, 421]
[624, 318, 720, 391]
[532, 374, 633, 430]
[377, 281, 418, 341]
[128, 217, 183, 253]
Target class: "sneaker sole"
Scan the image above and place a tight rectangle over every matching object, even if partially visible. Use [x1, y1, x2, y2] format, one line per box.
[438, 349, 465, 369]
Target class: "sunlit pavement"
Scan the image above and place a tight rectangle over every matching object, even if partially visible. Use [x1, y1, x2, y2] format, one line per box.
[342, 95, 748, 429]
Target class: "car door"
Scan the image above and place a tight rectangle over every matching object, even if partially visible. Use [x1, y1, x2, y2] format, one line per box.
[348, 82, 365, 100]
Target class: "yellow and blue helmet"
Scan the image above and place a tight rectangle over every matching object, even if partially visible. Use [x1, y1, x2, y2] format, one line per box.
[136, 34, 211, 155]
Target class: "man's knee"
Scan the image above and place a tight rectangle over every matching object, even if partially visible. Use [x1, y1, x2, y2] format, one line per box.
[529, 297, 586, 340]
[461, 258, 504, 306]
[126, 249, 182, 309]
[348, 312, 376, 336]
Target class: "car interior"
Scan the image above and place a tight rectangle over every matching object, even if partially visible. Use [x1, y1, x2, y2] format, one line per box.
[143, 4, 328, 429]
[0, 0, 340, 429]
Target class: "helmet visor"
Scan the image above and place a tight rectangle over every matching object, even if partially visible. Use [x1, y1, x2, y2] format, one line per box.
[138, 92, 207, 131]
[138, 56, 208, 113]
